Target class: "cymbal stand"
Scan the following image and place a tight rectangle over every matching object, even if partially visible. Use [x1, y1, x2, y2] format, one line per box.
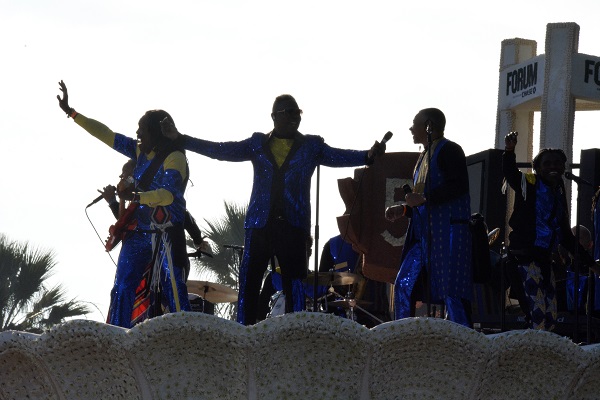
[329, 287, 384, 324]
[319, 283, 336, 313]
[345, 291, 356, 321]
[202, 286, 209, 314]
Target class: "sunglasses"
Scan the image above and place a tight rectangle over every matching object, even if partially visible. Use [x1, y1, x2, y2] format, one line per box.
[275, 108, 303, 117]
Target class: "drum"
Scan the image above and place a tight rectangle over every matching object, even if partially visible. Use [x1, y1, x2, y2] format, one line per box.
[267, 291, 286, 318]
[188, 293, 215, 315]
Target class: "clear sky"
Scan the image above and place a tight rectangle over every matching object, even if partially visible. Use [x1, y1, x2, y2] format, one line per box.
[1, 0, 600, 323]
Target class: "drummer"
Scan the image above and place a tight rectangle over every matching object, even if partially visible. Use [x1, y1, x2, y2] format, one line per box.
[317, 235, 391, 327]
[314, 235, 361, 318]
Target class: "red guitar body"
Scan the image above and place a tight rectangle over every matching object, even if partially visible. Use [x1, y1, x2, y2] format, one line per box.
[105, 203, 139, 252]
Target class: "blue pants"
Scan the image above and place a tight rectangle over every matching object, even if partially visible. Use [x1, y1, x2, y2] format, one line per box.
[108, 230, 190, 328]
[394, 244, 471, 328]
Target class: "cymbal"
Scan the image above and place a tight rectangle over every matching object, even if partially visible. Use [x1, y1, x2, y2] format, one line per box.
[186, 280, 238, 303]
[304, 271, 362, 286]
[328, 299, 373, 309]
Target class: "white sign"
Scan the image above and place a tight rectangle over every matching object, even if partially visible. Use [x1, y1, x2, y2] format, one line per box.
[571, 53, 600, 101]
[498, 55, 545, 109]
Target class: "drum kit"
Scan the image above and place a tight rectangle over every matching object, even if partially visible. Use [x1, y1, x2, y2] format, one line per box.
[187, 281, 239, 303]
[186, 272, 383, 324]
[267, 271, 383, 324]
[186, 280, 239, 314]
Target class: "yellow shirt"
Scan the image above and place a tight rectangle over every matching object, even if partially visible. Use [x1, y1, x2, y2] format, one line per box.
[269, 137, 294, 167]
[73, 113, 186, 206]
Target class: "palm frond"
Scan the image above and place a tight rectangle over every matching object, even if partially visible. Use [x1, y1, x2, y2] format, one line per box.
[187, 201, 247, 320]
[0, 234, 90, 332]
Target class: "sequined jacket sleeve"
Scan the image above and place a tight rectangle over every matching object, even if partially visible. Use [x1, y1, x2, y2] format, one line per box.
[72, 113, 181, 208]
[182, 132, 368, 233]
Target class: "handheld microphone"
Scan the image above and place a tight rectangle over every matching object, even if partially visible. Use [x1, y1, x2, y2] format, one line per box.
[368, 131, 393, 163]
[395, 184, 414, 217]
[381, 131, 393, 144]
[395, 204, 412, 218]
[385, 204, 412, 219]
[564, 171, 592, 187]
[86, 194, 104, 208]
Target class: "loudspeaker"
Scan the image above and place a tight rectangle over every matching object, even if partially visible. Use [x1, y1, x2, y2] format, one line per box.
[466, 149, 506, 253]
[577, 149, 600, 233]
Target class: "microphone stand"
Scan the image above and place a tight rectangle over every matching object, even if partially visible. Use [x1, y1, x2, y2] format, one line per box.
[500, 242, 507, 332]
[567, 174, 593, 343]
[573, 189, 582, 343]
[313, 165, 320, 312]
[425, 124, 433, 318]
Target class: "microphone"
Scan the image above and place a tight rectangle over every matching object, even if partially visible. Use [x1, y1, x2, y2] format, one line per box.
[386, 204, 412, 219]
[390, 183, 413, 218]
[86, 194, 104, 208]
[381, 131, 393, 144]
[367, 131, 393, 163]
[425, 120, 433, 134]
[564, 171, 592, 187]
[395, 204, 412, 218]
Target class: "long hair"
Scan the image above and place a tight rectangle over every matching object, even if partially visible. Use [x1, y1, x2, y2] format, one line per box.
[141, 109, 185, 155]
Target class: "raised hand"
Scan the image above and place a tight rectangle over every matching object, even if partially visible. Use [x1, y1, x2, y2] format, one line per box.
[56, 80, 72, 115]
[504, 131, 518, 152]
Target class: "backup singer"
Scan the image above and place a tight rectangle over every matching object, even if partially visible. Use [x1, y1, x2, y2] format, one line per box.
[57, 80, 191, 328]
[386, 108, 473, 328]
[503, 132, 595, 331]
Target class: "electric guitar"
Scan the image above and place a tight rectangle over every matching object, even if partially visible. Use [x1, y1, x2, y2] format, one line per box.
[105, 202, 139, 252]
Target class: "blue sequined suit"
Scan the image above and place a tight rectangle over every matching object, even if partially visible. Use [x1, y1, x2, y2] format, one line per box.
[110, 134, 191, 327]
[394, 138, 473, 327]
[183, 132, 369, 324]
[74, 114, 191, 328]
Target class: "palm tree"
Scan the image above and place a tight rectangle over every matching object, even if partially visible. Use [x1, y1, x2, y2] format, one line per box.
[188, 201, 246, 319]
[0, 234, 90, 333]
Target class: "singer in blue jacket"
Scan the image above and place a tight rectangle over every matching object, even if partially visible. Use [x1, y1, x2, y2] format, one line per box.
[57, 81, 191, 328]
[386, 108, 473, 328]
[163, 94, 386, 325]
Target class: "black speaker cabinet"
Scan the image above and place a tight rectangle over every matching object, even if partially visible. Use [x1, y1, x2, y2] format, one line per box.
[466, 149, 506, 253]
[577, 149, 600, 233]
